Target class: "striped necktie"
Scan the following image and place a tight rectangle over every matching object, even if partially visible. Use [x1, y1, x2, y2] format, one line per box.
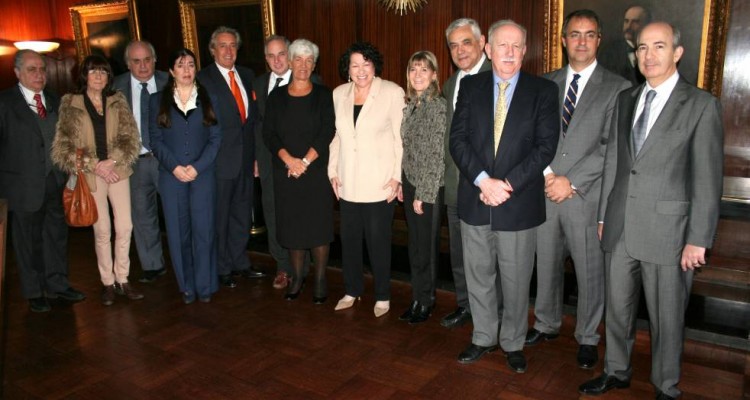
[632, 89, 656, 155]
[34, 93, 47, 119]
[562, 73, 580, 135]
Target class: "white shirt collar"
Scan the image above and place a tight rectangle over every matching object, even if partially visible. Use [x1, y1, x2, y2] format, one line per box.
[18, 83, 44, 107]
[173, 84, 199, 113]
[130, 74, 157, 92]
[645, 70, 680, 94]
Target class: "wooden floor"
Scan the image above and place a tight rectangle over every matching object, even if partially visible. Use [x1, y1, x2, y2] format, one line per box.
[1, 229, 748, 399]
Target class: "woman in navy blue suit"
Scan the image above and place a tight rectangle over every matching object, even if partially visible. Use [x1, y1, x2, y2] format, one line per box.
[150, 48, 222, 304]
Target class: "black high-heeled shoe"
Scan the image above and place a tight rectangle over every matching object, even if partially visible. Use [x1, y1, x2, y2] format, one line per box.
[284, 279, 305, 301]
[312, 295, 327, 304]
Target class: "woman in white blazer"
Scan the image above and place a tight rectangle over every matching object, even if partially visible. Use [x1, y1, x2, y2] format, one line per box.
[328, 42, 405, 317]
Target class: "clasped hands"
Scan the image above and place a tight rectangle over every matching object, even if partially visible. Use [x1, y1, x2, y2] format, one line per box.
[286, 158, 307, 179]
[478, 178, 513, 206]
[95, 159, 120, 184]
[172, 165, 197, 182]
[545, 173, 575, 203]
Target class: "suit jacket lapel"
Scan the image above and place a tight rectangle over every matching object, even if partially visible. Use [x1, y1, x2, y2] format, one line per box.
[621, 85, 641, 160]
[493, 72, 515, 162]
[11, 87, 43, 139]
[636, 79, 690, 160]
[341, 83, 356, 133]
[356, 77, 382, 128]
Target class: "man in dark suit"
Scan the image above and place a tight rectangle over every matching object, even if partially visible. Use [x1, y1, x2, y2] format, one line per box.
[579, 22, 723, 399]
[198, 26, 265, 288]
[441, 18, 503, 330]
[112, 40, 169, 283]
[253, 35, 294, 290]
[599, 5, 651, 86]
[450, 20, 558, 373]
[0, 50, 85, 312]
[527, 9, 630, 369]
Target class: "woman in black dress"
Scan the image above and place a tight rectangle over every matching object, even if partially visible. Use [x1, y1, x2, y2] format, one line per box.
[263, 38, 335, 303]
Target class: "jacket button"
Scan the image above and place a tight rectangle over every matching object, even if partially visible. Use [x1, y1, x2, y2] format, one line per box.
[631, 170, 637, 175]
[562, 152, 567, 157]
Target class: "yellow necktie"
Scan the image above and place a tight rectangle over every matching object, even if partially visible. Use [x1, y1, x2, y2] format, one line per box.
[494, 81, 510, 155]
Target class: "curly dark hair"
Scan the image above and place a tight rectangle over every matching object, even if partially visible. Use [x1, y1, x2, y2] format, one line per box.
[338, 42, 383, 82]
[77, 55, 116, 96]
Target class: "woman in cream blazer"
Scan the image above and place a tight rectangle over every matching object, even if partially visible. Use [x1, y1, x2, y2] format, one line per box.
[329, 42, 405, 317]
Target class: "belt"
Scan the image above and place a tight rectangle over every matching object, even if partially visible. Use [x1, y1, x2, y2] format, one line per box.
[139, 152, 153, 158]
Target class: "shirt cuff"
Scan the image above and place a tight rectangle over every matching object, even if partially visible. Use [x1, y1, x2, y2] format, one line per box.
[474, 171, 490, 187]
[543, 166, 553, 176]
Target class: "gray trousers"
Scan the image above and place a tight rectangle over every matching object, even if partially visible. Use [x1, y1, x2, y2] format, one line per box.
[533, 196, 604, 345]
[461, 221, 535, 352]
[130, 155, 164, 272]
[604, 238, 693, 398]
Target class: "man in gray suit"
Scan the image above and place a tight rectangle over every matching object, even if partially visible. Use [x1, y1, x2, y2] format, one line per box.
[527, 9, 630, 369]
[440, 17, 502, 329]
[113, 40, 169, 283]
[579, 22, 723, 399]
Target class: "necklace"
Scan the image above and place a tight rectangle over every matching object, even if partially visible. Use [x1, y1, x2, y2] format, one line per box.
[88, 94, 104, 115]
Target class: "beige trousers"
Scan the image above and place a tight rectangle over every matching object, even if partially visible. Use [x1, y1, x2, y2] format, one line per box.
[91, 176, 133, 286]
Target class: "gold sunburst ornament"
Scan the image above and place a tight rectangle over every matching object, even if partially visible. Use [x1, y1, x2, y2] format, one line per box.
[378, 0, 427, 15]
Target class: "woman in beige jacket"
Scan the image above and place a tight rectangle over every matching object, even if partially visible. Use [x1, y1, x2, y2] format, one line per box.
[329, 42, 405, 317]
[52, 55, 142, 306]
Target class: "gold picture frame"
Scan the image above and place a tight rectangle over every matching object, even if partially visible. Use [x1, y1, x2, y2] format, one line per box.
[543, 0, 731, 97]
[178, 0, 275, 70]
[70, 0, 141, 76]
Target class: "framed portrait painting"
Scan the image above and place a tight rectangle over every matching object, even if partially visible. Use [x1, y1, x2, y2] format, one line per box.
[70, 0, 142, 77]
[543, 0, 731, 97]
[178, 0, 275, 72]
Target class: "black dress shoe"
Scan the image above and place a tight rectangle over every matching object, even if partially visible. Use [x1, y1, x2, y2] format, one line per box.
[219, 274, 237, 288]
[524, 328, 559, 346]
[655, 392, 676, 400]
[577, 345, 598, 369]
[54, 287, 86, 302]
[312, 296, 327, 305]
[505, 351, 527, 373]
[233, 268, 266, 279]
[199, 296, 211, 303]
[457, 343, 498, 364]
[29, 297, 51, 313]
[139, 268, 166, 283]
[399, 300, 420, 321]
[441, 307, 472, 328]
[408, 304, 433, 325]
[183, 292, 195, 305]
[579, 374, 630, 395]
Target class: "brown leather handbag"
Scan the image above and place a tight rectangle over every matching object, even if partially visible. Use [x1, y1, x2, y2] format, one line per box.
[63, 149, 98, 227]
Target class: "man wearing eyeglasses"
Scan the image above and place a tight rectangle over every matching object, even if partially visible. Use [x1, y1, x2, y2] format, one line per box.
[113, 40, 169, 284]
[527, 9, 630, 370]
[0, 50, 86, 312]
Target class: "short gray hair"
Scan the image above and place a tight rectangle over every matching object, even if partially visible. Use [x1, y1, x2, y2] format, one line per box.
[487, 19, 527, 46]
[445, 18, 482, 43]
[264, 35, 290, 54]
[288, 38, 319, 63]
[14, 49, 43, 70]
[124, 40, 157, 63]
[209, 26, 242, 50]
[636, 21, 682, 48]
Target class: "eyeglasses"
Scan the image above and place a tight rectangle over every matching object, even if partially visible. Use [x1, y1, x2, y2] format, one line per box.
[567, 32, 600, 41]
[88, 69, 109, 76]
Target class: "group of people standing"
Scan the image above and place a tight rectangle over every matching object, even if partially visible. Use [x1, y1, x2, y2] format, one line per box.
[0, 8, 723, 400]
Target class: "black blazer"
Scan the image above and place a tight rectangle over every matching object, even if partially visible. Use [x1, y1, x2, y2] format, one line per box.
[449, 71, 559, 231]
[198, 63, 256, 179]
[0, 86, 63, 212]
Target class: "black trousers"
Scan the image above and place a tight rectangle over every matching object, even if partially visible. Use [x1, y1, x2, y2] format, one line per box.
[339, 199, 395, 301]
[10, 172, 71, 299]
[215, 168, 253, 276]
[402, 178, 442, 306]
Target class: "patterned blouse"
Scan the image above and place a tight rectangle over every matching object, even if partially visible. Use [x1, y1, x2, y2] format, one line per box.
[401, 94, 447, 203]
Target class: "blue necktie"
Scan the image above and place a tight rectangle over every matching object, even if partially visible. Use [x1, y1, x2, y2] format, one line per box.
[562, 74, 580, 136]
[632, 90, 656, 155]
[140, 82, 150, 150]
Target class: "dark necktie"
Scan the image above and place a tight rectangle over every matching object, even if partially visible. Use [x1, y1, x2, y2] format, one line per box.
[34, 93, 47, 119]
[562, 73, 580, 136]
[632, 89, 656, 155]
[140, 82, 150, 150]
[272, 77, 283, 92]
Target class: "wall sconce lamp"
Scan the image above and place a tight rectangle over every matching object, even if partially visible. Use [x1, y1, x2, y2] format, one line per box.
[14, 41, 60, 53]
[378, 0, 427, 15]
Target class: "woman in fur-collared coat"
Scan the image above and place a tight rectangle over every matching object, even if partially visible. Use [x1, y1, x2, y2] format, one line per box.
[51, 55, 142, 306]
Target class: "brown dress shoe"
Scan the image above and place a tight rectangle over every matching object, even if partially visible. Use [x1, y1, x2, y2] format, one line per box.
[114, 282, 145, 300]
[273, 272, 290, 289]
[101, 285, 116, 306]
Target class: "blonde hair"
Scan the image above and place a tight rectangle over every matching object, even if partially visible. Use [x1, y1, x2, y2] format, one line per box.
[405, 50, 441, 103]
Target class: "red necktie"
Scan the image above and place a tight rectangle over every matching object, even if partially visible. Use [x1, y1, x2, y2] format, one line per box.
[228, 71, 246, 124]
[34, 93, 47, 119]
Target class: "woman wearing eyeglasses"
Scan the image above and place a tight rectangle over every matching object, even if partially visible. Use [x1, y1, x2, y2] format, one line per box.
[52, 54, 143, 306]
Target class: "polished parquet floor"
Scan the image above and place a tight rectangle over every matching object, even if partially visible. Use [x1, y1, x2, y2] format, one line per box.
[1, 228, 748, 399]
